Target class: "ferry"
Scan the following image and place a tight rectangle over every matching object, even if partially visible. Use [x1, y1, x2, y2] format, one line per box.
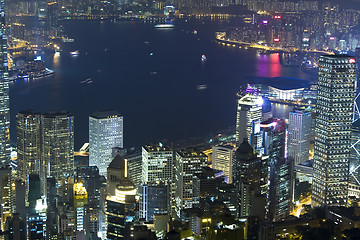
[154, 24, 174, 28]
[201, 54, 207, 61]
[81, 78, 93, 84]
[197, 84, 207, 90]
[69, 50, 80, 56]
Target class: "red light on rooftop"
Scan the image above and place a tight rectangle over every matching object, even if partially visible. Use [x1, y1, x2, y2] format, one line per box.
[329, 37, 335, 40]
[274, 15, 281, 19]
[349, 58, 356, 64]
[274, 38, 280, 42]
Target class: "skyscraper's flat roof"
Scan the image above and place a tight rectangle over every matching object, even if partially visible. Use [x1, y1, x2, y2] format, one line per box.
[90, 110, 121, 119]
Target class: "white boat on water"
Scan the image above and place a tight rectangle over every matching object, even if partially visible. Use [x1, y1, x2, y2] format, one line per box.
[70, 50, 79, 56]
[201, 54, 207, 61]
[154, 24, 174, 28]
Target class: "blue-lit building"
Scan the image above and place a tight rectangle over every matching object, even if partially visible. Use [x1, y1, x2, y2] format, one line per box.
[139, 182, 169, 221]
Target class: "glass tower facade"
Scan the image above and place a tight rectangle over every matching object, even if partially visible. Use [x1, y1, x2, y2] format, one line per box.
[236, 94, 263, 146]
[89, 111, 123, 177]
[312, 55, 356, 207]
[0, 0, 10, 166]
[42, 112, 74, 184]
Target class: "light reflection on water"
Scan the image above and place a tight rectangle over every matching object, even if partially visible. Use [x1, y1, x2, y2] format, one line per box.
[271, 103, 294, 119]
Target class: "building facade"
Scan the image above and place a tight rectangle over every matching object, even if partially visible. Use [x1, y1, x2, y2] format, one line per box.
[236, 94, 263, 145]
[0, 0, 10, 167]
[174, 149, 207, 219]
[89, 111, 123, 176]
[312, 55, 356, 207]
[212, 145, 235, 183]
[288, 109, 312, 165]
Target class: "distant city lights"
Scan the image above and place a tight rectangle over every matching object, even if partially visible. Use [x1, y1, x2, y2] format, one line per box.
[273, 38, 280, 42]
[262, 20, 268, 24]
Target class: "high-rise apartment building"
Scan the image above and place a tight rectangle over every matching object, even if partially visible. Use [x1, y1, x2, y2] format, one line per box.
[288, 110, 312, 165]
[42, 112, 74, 183]
[212, 145, 235, 183]
[141, 144, 173, 184]
[0, 0, 10, 167]
[89, 111, 123, 176]
[16, 111, 41, 183]
[312, 55, 356, 207]
[174, 149, 207, 219]
[236, 94, 263, 145]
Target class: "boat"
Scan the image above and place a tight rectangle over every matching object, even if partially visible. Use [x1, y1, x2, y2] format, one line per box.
[197, 84, 207, 90]
[201, 54, 207, 61]
[154, 24, 174, 28]
[81, 78, 93, 84]
[69, 50, 79, 56]
[149, 72, 157, 75]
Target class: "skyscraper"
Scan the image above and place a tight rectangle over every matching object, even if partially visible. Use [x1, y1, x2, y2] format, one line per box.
[174, 149, 207, 219]
[288, 109, 312, 165]
[0, 0, 10, 166]
[236, 93, 263, 145]
[42, 112, 74, 186]
[16, 111, 41, 180]
[141, 144, 173, 184]
[212, 145, 235, 183]
[232, 140, 266, 219]
[312, 55, 356, 207]
[89, 111, 123, 176]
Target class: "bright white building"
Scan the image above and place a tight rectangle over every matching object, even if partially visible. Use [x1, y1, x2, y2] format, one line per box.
[89, 111, 123, 176]
[236, 94, 263, 145]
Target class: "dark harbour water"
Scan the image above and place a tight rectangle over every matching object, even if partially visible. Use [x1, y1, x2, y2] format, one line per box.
[9, 19, 316, 149]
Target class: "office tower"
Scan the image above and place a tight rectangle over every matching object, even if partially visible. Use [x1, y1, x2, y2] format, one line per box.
[28, 174, 46, 239]
[0, 166, 12, 231]
[354, 47, 360, 122]
[42, 111, 74, 183]
[268, 158, 294, 222]
[73, 182, 88, 232]
[107, 154, 126, 197]
[125, 149, 142, 188]
[312, 55, 356, 207]
[139, 182, 169, 221]
[89, 111, 123, 177]
[174, 149, 208, 219]
[236, 93, 263, 145]
[232, 140, 266, 219]
[212, 145, 235, 183]
[141, 144, 173, 184]
[16, 111, 41, 202]
[106, 168, 136, 239]
[0, 0, 10, 167]
[288, 110, 311, 165]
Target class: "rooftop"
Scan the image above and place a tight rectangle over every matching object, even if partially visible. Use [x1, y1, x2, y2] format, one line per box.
[177, 148, 207, 158]
[90, 110, 121, 119]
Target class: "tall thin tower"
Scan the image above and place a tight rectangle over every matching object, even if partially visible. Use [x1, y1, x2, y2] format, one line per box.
[312, 55, 356, 207]
[0, 0, 10, 166]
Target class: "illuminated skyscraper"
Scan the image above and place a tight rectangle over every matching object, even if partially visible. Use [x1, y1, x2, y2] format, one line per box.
[89, 111, 123, 177]
[312, 55, 356, 207]
[42, 112, 74, 186]
[174, 149, 207, 219]
[141, 144, 173, 184]
[73, 182, 88, 232]
[16, 111, 41, 202]
[236, 93, 263, 146]
[0, 0, 10, 167]
[288, 110, 311, 165]
[106, 159, 136, 239]
[212, 145, 235, 183]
